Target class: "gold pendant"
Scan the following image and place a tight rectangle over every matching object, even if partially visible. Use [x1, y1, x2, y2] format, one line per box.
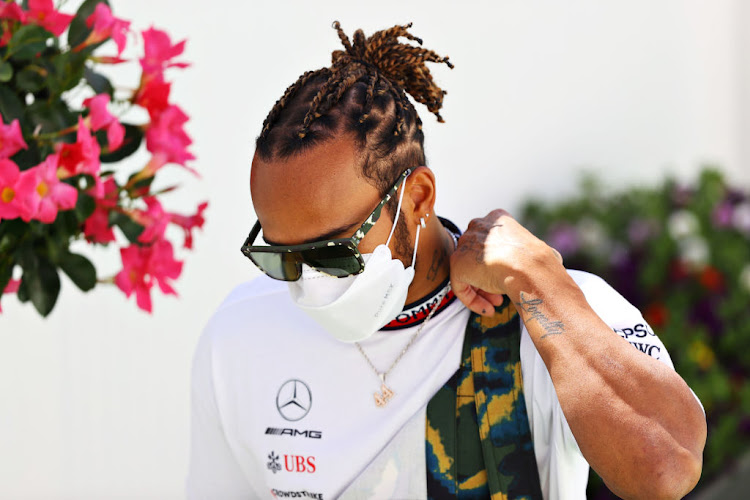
[374, 383, 394, 407]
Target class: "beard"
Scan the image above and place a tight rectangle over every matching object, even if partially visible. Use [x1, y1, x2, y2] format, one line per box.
[391, 208, 415, 268]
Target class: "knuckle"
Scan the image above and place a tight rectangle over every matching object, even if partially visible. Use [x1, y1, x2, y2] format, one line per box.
[449, 250, 462, 266]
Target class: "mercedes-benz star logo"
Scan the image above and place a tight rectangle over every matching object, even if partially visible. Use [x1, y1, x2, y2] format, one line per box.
[276, 379, 312, 422]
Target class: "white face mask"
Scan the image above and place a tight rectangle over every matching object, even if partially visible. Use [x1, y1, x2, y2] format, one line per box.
[287, 178, 421, 342]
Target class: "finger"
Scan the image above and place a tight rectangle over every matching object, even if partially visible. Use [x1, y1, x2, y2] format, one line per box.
[477, 289, 504, 306]
[451, 280, 496, 317]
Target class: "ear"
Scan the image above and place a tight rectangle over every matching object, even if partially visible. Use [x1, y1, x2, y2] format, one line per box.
[404, 166, 436, 226]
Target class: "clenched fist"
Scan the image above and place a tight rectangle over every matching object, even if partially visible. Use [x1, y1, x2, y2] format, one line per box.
[449, 209, 565, 316]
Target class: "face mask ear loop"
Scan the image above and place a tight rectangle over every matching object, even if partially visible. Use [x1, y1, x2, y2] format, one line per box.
[385, 172, 410, 247]
[411, 224, 421, 268]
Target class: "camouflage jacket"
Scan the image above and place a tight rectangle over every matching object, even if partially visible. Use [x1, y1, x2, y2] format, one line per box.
[426, 296, 544, 499]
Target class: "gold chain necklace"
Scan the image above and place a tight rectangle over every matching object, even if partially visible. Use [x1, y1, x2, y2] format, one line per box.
[355, 283, 452, 407]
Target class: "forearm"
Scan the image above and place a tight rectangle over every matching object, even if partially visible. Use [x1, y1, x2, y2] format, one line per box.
[511, 272, 706, 499]
[449, 210, 706, 497]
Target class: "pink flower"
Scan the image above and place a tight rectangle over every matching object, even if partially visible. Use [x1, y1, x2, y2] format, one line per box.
[115, 244, 153, 312]
[139, 27, 189, 78]
[0, 28, 11, 47]
[145, 104, 195, 168]
[58, 117, 101, 183]
[83, 178, 118, 243]
[149, 239, 182, 295]
[82, 94, 125, 150]
[0, 158, 22, 220]
[0, 3, 25, 47]
[0, 278, 21, 314]
[16, 154, 78, 223]
[106, 120, 124, 152]
[114, 240, 183, 313]
[94, 176, 118, 207]
[134, 196, 169, 244]
[170, 201, 207, 249]
[131, 198, 207, 248]
[4, 278, 20, 294]
[26, 0, 74, 37]
[0, 115, 28, 159]
[83, 3, 130, 55]
[83, 205, 115, 243]
[82, 94, 115, 130]
[134, 74, 171, 119]
[0, 2, 25, 22]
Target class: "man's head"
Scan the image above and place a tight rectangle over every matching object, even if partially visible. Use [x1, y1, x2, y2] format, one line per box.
[250, 22, 452, 267]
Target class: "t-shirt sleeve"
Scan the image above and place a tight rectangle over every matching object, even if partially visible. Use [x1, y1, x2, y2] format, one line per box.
[519, 270, 688, 500]
[570, 270, 674, 368]
[186, 325, 255, 500]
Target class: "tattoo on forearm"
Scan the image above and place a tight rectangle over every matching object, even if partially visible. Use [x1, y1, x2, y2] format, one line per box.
[516, 292, 565, 339]
[426, 249, 445, 281]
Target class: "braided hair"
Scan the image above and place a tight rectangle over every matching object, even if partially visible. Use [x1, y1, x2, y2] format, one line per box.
[255, 21, 453, 197]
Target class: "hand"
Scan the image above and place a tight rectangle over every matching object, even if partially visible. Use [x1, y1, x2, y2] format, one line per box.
[449, 209, 564, 316]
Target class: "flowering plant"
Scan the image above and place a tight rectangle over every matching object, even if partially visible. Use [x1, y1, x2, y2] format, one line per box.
[520, 168, 750, 496]
[0, 0, 206, 316]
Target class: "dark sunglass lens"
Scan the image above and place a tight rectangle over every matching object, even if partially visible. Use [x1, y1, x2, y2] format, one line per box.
[249, 251, 302, 281]
[304, 246, 362, 277]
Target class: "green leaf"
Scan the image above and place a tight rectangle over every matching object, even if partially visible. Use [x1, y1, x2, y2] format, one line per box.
[68, 0, 110, 48]
[9, 141, 42, 171]
[0, 85, 25, 122]
[0, 218, 27, 242]
[16, 279, 29, 302]
[0, 261, 12, 295]
[59, 251, 96, 292]
[7, 25, 52, 61]
[25, 99, 77, 136]
[112, 212, 144, 243]
[84, 66, 114, 97]
[51, 51, 88, 94]
[129, 174, 155, 194]
[20, 254, 60, 317]
[74, 191, 96, 223]
[100, 124, 143, 163]
[15, 66, 47, 93]
[35, 58, 61, 96]
[0, 60, 13, 83]
[50, 210, 81, 243]
[0, 234, 15, 256]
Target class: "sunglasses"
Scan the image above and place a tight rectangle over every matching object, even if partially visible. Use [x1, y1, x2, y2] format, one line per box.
[241, 169, 411, 281]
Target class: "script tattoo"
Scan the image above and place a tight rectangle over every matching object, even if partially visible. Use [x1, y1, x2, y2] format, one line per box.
[516, 292, 565, 339]
[426, 249, 445, 281]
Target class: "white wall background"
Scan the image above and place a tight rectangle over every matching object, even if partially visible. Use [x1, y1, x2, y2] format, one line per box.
[0, 0, 748, 498]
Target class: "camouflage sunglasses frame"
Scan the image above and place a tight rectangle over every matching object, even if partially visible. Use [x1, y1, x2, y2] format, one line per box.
[240, 168, 412, 281]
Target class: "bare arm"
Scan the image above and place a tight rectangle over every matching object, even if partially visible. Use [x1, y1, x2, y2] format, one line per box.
[450, 209, 706, 499]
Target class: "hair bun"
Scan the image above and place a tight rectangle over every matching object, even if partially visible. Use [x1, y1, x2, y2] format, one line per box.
[330, 21, 453, 122]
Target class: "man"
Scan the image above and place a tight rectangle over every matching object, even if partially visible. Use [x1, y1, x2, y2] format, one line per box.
[187, 22, 706, 499]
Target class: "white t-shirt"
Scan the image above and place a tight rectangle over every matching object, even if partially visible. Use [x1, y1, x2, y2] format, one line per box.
[186, 270, 679, 500]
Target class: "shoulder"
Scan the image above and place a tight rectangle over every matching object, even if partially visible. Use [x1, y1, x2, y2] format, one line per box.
[213, 274, 289, 315]
[197, 274, 291, 350]
[566, 269, 641, 321]
[564, 270, 671, 363]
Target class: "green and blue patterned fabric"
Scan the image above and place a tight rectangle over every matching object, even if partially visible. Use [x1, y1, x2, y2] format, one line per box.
[426, 296, 544, 500]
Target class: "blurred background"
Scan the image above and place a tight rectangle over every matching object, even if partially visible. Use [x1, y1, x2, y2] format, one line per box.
[1, 0, 749, 498]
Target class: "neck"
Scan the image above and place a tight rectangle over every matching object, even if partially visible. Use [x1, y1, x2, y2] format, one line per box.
[404, 218, 455, 305]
